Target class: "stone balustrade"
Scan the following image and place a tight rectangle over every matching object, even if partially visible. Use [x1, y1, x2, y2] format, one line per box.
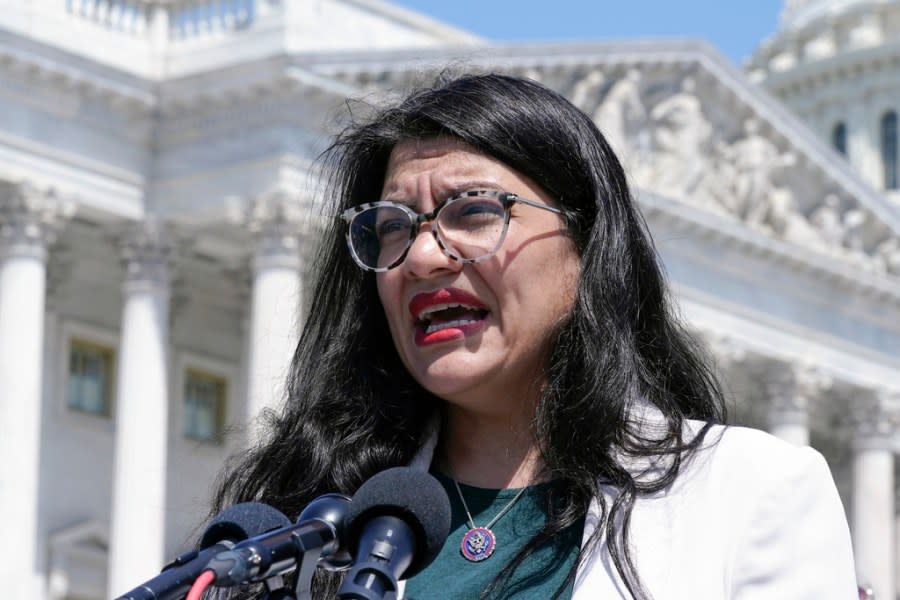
[64, 0, 267, 40]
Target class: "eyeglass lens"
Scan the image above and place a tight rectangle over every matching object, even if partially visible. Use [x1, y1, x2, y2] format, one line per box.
[348, 194, 508, 270]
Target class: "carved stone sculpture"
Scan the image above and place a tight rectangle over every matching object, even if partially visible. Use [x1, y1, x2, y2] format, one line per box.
[875, 237, 900, 276]
[763, 187, 822, 246]
[809, 194, 846, 248]
[646, 77, 711, 197]
[569, 68, 605, 114]
[719, 118, 796, 227]
[594, 69, 646, 159]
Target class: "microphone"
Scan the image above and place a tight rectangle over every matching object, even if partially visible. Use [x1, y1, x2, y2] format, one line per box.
[204, 493, 352, 588]
[337, 468, 451, 600]
[115, 501, 291, 600]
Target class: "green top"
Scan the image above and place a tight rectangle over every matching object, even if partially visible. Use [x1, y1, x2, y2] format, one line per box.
[403, 473, 584, 600]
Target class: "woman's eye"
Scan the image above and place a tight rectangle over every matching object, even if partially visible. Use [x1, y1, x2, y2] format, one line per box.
[457, 200, 504, 218]
[376, 219, 409, 240]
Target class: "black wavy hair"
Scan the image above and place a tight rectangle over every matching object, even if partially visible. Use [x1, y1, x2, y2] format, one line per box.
[210, 72, 726, 599]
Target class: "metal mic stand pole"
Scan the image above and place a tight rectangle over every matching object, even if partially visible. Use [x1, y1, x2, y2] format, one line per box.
[261, 532, 328, 600]
[262, 575, 297, 600]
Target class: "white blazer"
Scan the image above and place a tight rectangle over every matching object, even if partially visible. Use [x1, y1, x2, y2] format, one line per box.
[406, 419, 858, 599]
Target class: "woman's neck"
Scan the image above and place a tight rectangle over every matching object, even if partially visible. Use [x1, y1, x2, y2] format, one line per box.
[435, 404, 544, 489]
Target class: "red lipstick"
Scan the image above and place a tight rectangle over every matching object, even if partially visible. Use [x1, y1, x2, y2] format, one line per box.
[408, 288, 489, 346]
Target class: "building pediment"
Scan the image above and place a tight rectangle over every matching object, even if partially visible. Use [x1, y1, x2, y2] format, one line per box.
[302, 40, 900, 297]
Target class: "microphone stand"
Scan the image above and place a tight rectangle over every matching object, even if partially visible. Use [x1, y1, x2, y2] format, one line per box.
[257, 524, 329, 600]
[261, 575, 296, 600]
[225, 493, 352, 600]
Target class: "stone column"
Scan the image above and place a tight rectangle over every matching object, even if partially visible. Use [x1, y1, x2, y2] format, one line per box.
[240, 189, 304, 438]
[0, 182, 71, 599]
[107, 219, 172, 596]
[766, 363, 831, 447]
[851, 390, 900, 600]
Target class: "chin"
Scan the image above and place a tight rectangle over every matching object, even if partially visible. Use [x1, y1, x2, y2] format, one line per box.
[398, 342, 502, 397]
[413, 366, 483, 400]
[417, 372, 473, 396]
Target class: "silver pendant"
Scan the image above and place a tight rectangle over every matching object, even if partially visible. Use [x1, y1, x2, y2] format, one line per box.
[460, 526, 496, 562]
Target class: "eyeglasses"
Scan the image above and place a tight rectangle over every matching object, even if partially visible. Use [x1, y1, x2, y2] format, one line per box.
[340, 189, 564, 272]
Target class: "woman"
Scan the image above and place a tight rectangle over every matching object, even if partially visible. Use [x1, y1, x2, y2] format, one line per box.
[212, 73, 857, 599]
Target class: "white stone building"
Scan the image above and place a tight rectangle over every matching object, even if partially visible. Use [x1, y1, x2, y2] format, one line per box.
[749, 0, 900, 203]
[0, 1, 898, 599]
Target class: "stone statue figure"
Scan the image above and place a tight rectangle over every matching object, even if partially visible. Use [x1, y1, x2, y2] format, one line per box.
[593, 69, 646, 158]
[646, 76, 712, 198]
[875, 237, 900, 276]
[806, 194, 870, 263]
[839, 207, 868, 264]
[719, 118, 796, 226]
[809, 195, 847, 247]
[569, 68, 606, 114]
[762, 188, 822, 246]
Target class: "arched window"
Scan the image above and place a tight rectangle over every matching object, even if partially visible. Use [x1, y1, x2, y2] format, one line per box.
[881, 111, 898, 189]
[831, 121, 847, 156]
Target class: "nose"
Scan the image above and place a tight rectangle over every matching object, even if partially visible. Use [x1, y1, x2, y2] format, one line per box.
[401, 223, 461, 279]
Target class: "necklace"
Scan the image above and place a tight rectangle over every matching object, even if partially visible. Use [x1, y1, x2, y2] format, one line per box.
[453, 478, 528, 562]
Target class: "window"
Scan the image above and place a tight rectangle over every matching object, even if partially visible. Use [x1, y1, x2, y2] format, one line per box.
[184, 369, 226, 443]
[831, 121, 847, 156]
[881, 111, 898, 189]
[67, 339, 114, 417]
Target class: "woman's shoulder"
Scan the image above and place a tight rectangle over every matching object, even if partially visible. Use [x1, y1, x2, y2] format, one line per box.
[678, 420, 836, 501]
[582, 419, 856, 598]
[664, 421, 857, 598]
[581, 418, 857, 598]
[688, 421, 825, 469]
[692, 420, 814, 458]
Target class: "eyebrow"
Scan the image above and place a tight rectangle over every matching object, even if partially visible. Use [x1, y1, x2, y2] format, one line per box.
[382, 181, 504, 206]
[445, 181, 503, 196]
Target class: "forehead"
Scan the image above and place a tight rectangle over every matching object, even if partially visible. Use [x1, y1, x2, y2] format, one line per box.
[382, 138, 509, 191]
[386, 136, 475, 164]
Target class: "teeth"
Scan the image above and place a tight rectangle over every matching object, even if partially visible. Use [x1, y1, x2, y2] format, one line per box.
[424, 318, 480, 334]
[416, 303, 481, 320]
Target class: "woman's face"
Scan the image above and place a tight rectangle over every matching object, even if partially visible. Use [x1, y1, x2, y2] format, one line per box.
[375, 137, 581, 415]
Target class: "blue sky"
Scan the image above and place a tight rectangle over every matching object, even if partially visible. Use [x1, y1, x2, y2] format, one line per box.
[391, 0, 786, 66]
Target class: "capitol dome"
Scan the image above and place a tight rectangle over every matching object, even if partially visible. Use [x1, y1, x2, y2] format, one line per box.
[749, 0, 900, 199]
[780, 0, 892, 29]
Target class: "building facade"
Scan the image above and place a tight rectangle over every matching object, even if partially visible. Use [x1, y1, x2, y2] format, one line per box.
[749, 0, 900, 203]
[0, 1, 899, 599]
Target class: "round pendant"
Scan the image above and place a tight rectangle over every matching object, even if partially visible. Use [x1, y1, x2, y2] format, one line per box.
[460, 527, 496, 562]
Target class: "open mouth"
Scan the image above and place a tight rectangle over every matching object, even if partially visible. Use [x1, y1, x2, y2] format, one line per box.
[409, 289, 490, 344]
[415, 303, 490, 335]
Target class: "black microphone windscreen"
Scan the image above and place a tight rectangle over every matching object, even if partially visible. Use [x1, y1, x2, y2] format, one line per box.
[345, 468, 451, 578]
[116, 503, 291, 600]
[200, 502, 292, 548]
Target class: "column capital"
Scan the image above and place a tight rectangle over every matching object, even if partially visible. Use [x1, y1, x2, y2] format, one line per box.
[852, 389, 900, 449]
[0, 180, 75, 260]
[766, 361, 832, 425]
[230, 187, 307, 271]
[703, 332, 750, 371]
[113, 218, 173, 294]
